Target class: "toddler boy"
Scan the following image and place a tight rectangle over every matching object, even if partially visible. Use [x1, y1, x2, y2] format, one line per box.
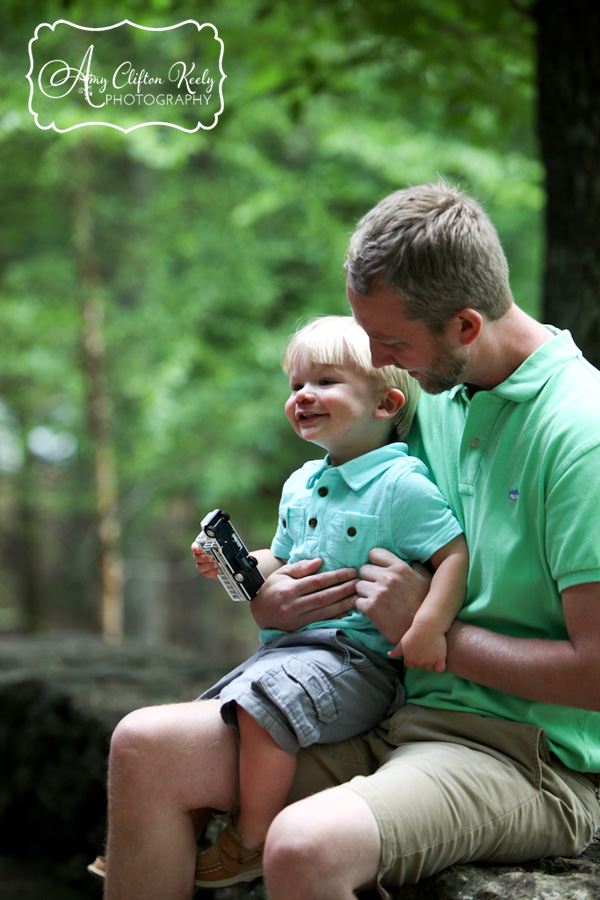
[192, 315, 468, 889]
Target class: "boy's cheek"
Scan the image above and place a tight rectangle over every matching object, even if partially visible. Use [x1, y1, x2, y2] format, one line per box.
[284, 400, 298, 430]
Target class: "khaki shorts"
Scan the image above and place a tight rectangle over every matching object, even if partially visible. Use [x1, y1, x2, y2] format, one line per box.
[289, 705, 600, 899]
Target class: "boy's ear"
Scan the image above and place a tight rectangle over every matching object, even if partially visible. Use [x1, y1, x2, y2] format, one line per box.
[375, 388, 405, 419]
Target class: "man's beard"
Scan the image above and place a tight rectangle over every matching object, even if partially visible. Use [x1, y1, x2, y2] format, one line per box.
[411, 340, 470, 395]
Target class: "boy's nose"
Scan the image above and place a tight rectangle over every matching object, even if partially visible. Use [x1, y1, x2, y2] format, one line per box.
[296, 385, 316, 401]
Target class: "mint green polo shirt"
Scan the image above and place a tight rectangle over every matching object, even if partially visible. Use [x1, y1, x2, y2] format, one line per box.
[263, 443, 463, 656]
[407, 328, 600, 772]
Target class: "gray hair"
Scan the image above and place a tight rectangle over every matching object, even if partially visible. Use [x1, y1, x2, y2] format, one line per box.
[344, 182, 513, 332]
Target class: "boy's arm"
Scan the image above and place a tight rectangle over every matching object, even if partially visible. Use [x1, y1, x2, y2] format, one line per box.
[389, 534, 468, 672]
[192, 543, 286, 580]
[249, 548, 287, 579]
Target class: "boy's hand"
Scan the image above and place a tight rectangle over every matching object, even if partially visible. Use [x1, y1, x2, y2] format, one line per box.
[191, 541, 221, 579]
[391, 620, 448, 673]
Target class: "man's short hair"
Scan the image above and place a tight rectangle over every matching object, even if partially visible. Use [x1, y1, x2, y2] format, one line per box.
[344, 182, 513, 332]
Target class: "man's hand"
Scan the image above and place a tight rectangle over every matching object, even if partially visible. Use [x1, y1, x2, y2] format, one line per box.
[355, 548, 431, 646]
[250, 558, 358, 631]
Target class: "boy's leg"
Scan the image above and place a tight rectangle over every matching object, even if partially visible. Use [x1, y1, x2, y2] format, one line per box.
[104, 699, 238, 900]
[236, 706, 297, 848]
[194, 706, 299, 889]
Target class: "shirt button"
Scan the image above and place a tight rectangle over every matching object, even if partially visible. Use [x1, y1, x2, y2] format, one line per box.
[309, 517, 318, 528]
[282, 518, 287, 528]
[347, 527, 357, 537]
[318, 486, 328, 497]
[470, 438, 479, 448]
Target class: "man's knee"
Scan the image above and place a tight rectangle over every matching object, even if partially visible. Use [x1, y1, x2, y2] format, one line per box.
[264, 789, 380, 896]
[264, 804, 331, 892]
[109, 707, 164, 780]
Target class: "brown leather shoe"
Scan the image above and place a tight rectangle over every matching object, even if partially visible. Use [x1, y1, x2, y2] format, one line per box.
[87, 855, 106, 880]
[194, 824, 263, 888]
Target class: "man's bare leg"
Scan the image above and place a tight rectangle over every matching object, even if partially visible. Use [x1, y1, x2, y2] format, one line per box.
[263, 787, 381, 900]
[104, 699, 238, 900]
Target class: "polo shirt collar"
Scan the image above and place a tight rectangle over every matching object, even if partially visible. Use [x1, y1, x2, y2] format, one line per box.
[447, 329, 580, 405]
[306, 442, 408, 491]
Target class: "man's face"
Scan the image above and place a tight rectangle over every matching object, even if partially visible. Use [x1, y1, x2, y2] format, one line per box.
[347, 282, 469, 394]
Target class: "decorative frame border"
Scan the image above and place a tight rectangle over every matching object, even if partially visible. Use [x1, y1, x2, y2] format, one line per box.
[26, 19, 226, 133]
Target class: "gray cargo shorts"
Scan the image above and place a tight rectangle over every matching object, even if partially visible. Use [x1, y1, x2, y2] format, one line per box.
[200, 628, 405, 754]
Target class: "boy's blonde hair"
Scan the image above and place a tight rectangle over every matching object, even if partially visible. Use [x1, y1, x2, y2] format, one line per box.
[281, 315, 420, 442]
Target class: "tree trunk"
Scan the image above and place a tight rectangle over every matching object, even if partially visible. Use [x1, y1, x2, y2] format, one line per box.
[14, 408, 42, 631]
[71, 143, 125, 643]
[535, 0, 600, 366]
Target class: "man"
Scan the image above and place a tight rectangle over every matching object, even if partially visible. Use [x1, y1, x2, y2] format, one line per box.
[103, 183, 600, 900]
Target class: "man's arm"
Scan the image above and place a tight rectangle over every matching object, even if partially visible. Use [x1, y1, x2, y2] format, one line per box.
[446, 580, 600, 712]
[356, 552, 600, 712]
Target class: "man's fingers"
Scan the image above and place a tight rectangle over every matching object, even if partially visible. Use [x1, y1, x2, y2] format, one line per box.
[366, 547, 403, 567]
[252, 559, 359, 632]
[282, 557, 324, 580]
[281, 559, 358, 592]
[299, 591, 358, 624]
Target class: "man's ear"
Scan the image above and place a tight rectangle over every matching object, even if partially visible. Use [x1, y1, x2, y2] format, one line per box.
[451, 309, 483, 346]
[375, 388, 405, 419]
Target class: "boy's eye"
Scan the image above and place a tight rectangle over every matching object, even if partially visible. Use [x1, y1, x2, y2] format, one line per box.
[319, 378, 335, 386]
[291, 383, 303, 392]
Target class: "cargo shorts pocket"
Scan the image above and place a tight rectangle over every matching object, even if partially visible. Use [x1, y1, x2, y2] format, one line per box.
[257, 656, 341, 747]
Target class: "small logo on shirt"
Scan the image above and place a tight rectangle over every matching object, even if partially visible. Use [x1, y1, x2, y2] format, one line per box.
[508, 489, 519, 501]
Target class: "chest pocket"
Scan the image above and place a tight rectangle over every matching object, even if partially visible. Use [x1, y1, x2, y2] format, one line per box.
[281, 506, 306, 547]
[326, 512, 379, 568]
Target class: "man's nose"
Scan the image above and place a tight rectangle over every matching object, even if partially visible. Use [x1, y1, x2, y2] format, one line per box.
[369, 339, 398, 369]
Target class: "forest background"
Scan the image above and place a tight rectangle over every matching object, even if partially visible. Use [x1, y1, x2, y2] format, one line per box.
[1, 0, 597, 666]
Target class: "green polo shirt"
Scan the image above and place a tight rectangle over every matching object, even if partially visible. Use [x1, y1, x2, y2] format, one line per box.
[407, 328, 600, 772]
[264, 443, 463, 656]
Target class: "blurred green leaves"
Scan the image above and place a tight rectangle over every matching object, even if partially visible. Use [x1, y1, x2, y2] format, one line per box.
[0, 0, 542, 635]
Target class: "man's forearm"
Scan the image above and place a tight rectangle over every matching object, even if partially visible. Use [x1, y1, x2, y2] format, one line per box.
[446, 620, 600, 712]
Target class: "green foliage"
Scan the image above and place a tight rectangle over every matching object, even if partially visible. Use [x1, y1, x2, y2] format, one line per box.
[0, 0, 543, 642]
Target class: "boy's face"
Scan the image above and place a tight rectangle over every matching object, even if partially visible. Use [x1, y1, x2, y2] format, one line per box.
[284, 355, 391, 466]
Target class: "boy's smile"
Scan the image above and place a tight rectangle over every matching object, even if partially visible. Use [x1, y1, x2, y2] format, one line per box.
[284, 357, 401, 466]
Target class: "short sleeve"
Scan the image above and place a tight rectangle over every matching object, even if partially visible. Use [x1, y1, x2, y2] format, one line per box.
[546, 443, 600, 592]
[390, 470, 463, 563]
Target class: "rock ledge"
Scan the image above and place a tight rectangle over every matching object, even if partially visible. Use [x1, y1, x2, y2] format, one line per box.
[0, 634, 598, 899]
